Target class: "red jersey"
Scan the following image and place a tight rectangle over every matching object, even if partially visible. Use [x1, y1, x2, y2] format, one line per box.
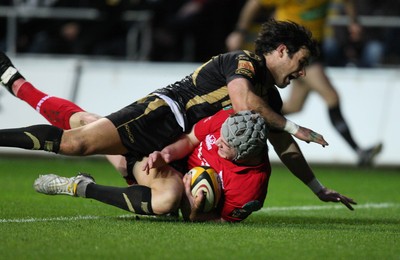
[187, 109, 271, 222]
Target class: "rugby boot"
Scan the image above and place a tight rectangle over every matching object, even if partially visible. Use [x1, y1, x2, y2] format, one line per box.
[34, 173, 95, 196]
[358, 143, 383, 167]
[0, 51, 24, 94]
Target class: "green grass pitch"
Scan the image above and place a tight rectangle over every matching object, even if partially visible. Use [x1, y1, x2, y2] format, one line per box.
[1, 155, 399, 259]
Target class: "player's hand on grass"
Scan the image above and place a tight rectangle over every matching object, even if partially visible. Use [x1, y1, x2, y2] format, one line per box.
[316, 187, 357, 210]
[294, 126, 329, 147]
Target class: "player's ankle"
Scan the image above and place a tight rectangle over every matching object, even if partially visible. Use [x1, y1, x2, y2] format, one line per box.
[11, 78, 27, 96]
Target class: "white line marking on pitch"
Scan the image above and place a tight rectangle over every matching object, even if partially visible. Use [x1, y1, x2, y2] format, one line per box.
[0, 203, 398, 223]
[0, 215, 104, 223]
[258, 202, 399, 212]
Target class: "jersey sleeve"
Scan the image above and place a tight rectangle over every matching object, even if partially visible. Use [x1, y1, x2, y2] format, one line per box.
[219, 51, 263, 86]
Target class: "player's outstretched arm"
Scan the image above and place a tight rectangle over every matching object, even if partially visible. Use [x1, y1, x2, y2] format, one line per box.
[269, 131, 356, 210]
[142, 130, 200, 173]
[228, 78, 328, 147]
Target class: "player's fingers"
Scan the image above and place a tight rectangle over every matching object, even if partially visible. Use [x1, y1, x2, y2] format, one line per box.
[195, 191, 206, 212]
[307, 129, 329, 146]
[142, 164, 149, 174]
[183, 174, 192, 194]
[342, 195, 357, 205]
[341, 200, 354, 211]
[182, 174, 190, 186]
[182, 174, 190, 191]
[314, 134, 328, 147]
[143, 159, 151, 171]
[141, 157, 150, 171]
[338, 196, 355, 211]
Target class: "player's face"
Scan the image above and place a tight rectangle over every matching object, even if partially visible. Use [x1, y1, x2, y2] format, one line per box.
[272, 46, 310, 88]
[215, 136, 237, 160]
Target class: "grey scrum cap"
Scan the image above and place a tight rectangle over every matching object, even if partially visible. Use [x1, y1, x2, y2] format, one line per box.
[221, 110, 268, 161]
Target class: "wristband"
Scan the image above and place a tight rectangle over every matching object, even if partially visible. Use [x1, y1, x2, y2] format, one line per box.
[284, 120, 300, 134]
[307, 178, 325, 194]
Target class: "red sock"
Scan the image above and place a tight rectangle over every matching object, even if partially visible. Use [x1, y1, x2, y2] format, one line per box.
[16, 81, 84, 129]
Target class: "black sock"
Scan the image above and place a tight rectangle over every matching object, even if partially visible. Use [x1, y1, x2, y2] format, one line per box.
[328, 105, 359, 151]
[85, 184, 154, 215]
[0, 124, 63, 153]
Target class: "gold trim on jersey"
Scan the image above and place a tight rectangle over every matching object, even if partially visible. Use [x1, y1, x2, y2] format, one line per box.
[192, 59, 213, 86]
[117, 96, 168, 144]
[185, 86, 230, 110]
[118, 95, 168, 129]
[243, 50, 263, 62]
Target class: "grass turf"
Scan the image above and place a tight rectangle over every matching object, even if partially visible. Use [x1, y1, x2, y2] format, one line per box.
[0, 156, 399, 259]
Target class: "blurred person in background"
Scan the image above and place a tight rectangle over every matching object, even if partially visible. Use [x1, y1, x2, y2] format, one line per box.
[27, 0, 130, 57]
[323, 0, 399, 68]
[149, 0, 245, 62]
[225, 0, 382, 166]
[6, 0, 130, 57]
[0, 0, 58, 53]
[0, 0, 12, 52]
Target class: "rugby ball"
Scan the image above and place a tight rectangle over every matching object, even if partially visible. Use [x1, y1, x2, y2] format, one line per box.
[188, 166, 221, 212]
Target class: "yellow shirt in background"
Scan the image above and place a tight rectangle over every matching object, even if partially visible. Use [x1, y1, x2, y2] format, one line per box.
[260, 0, 330, 42]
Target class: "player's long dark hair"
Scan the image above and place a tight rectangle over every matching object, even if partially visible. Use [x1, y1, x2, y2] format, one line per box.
[255, 19, 319, 59]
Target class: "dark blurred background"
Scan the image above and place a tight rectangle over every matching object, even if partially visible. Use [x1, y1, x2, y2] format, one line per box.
[1, 0, 399, 66]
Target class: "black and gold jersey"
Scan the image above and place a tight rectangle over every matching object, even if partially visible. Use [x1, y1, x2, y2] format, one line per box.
[106, 50, 283, 167]
[153, 50, 283, 131]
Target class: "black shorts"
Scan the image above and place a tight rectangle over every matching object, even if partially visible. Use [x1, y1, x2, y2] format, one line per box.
[105, 94, 184, 162]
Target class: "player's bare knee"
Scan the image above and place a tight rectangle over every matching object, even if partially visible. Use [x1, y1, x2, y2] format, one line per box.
[326, 94, 339, 107]
[59, 133, 93, 156]
[153, 189, 182, 215]
[77, 141, 99, 156]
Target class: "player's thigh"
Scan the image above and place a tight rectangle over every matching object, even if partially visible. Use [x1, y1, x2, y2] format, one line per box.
[61, 117, 127, 155]
[302, 63, 339, 106]
[133, 158, 183, 191]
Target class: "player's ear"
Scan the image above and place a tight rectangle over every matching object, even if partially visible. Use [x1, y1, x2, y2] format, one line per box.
[276, 44, 287, 57]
